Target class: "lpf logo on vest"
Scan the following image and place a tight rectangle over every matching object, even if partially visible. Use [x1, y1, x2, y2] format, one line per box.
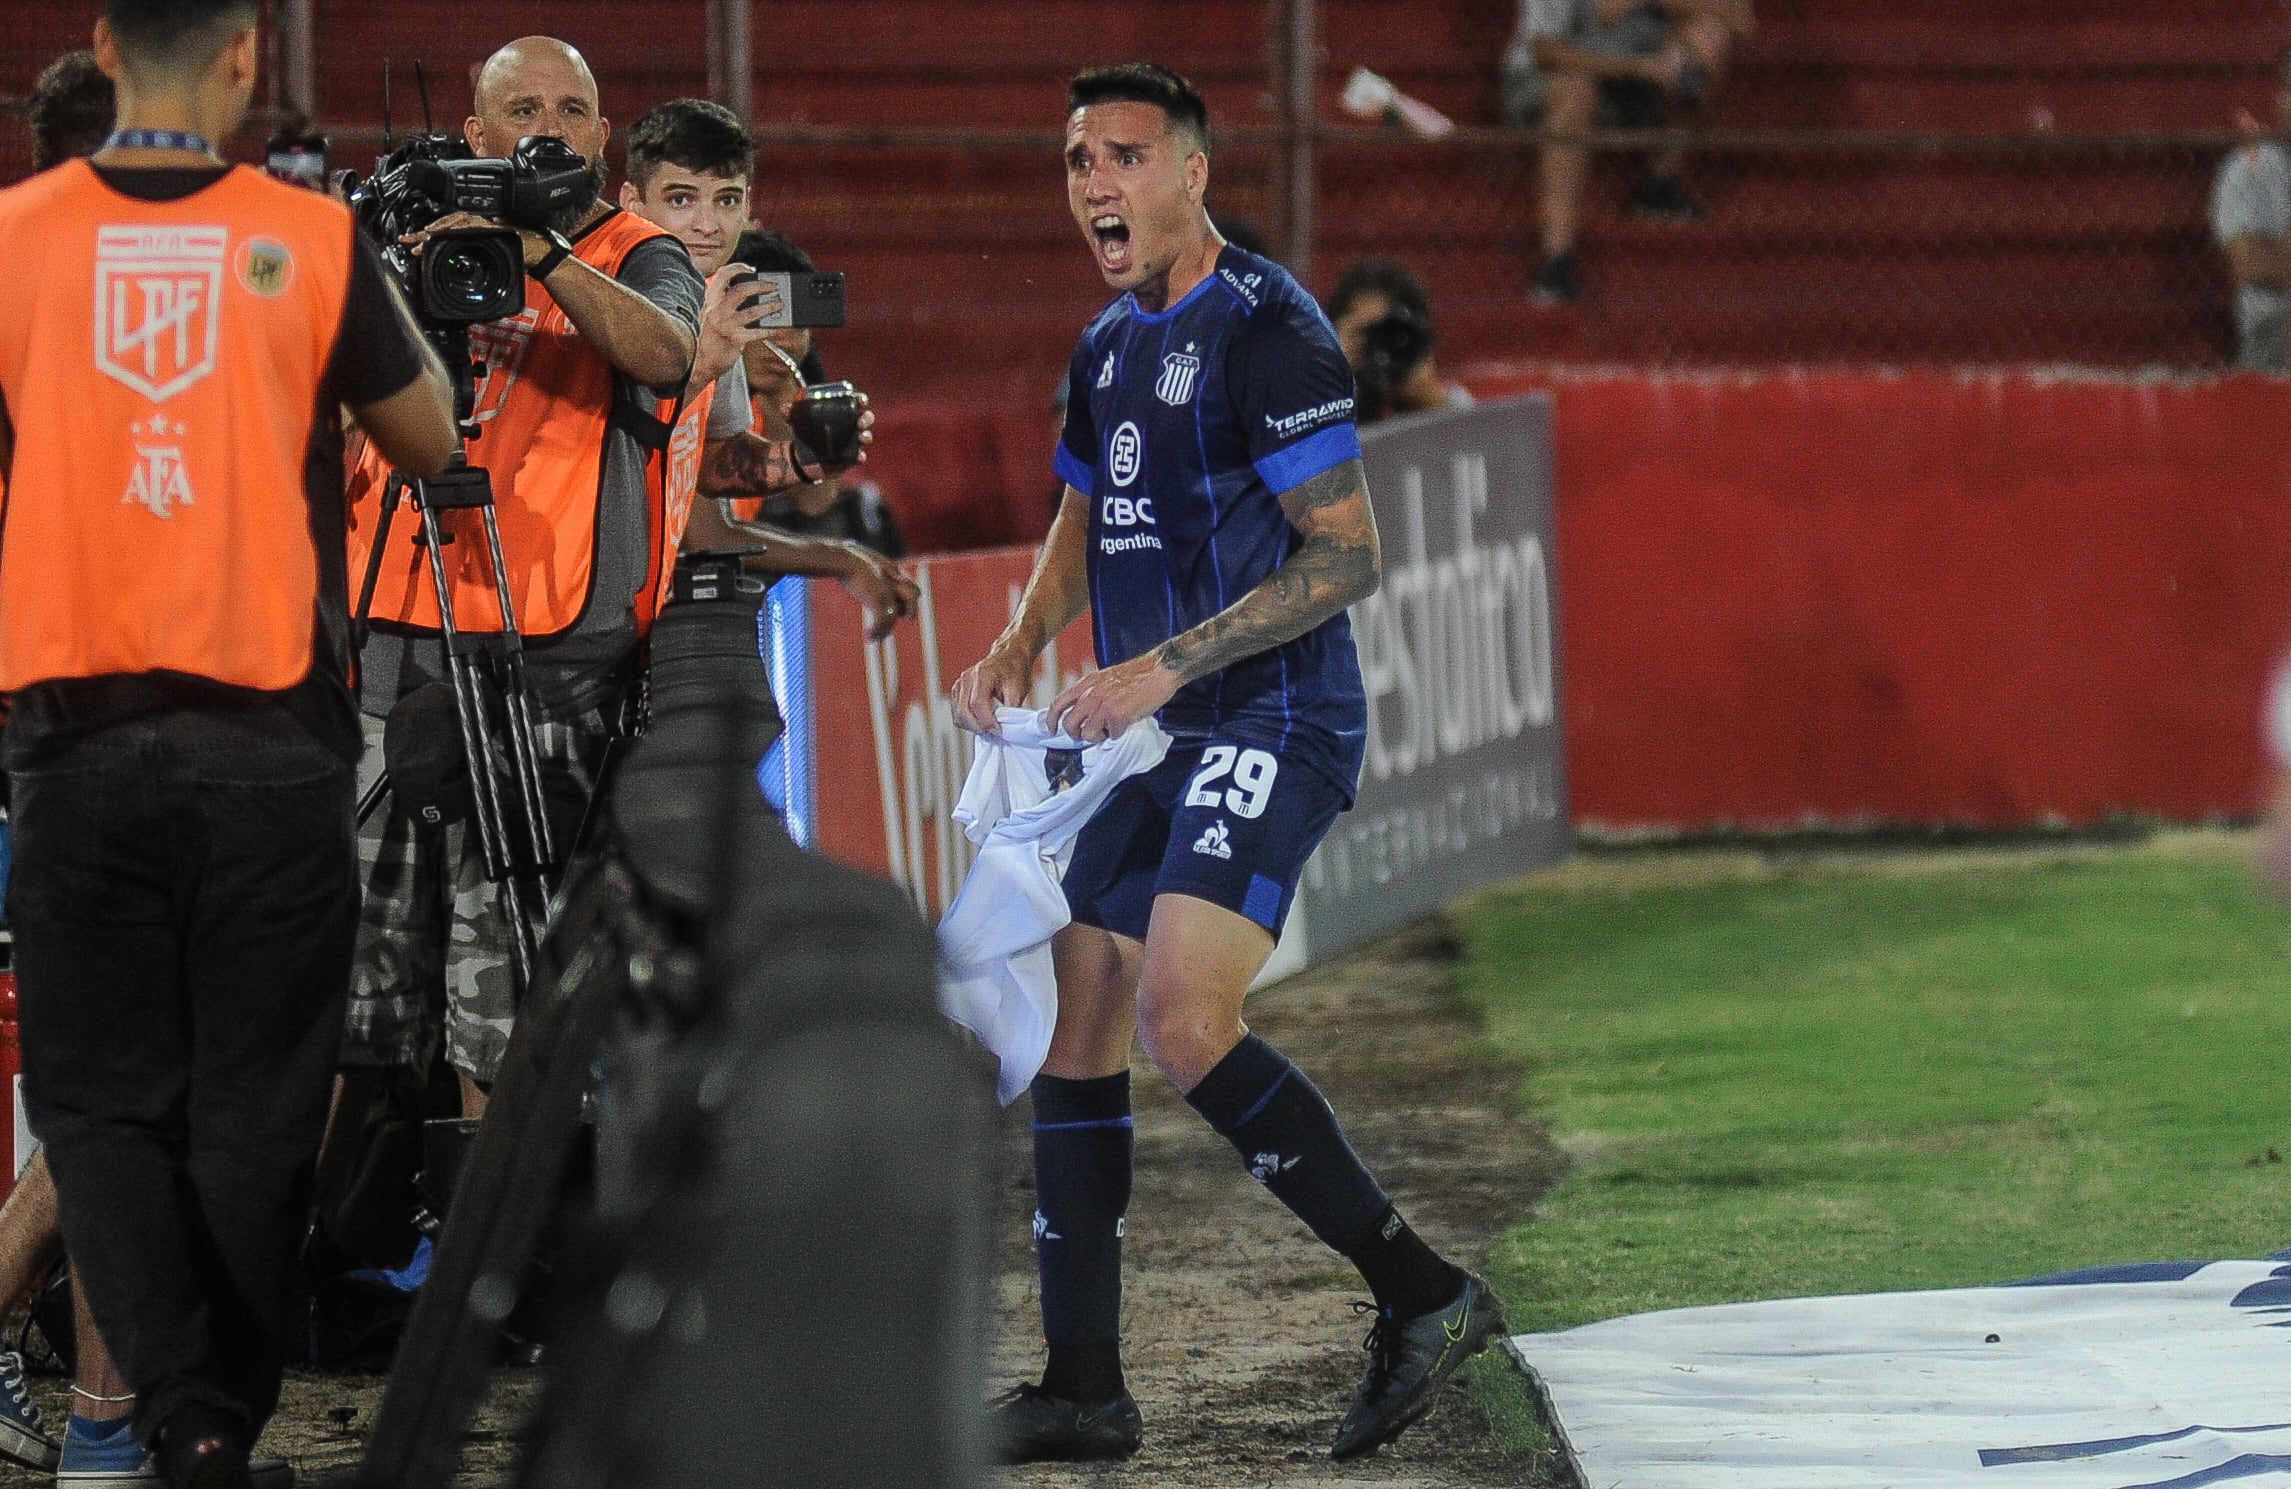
[94, 225, 224, 402]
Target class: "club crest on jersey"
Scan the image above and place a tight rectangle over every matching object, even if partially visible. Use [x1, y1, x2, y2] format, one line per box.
[95, 225, 226, 402]
[1108, 421, 1144, 488]
[1156, 345, 1202, 406]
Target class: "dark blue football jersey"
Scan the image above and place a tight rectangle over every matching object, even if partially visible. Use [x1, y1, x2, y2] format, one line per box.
[1054, 244, 1368, 799]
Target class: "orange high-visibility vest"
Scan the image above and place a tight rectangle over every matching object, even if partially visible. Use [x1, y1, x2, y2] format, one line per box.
[633, 376, 717, 632]
[0, 161, 353, 693]
[344, 208, 680, 640]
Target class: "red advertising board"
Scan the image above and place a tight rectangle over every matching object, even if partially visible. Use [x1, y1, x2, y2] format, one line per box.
[802, 554, 1092, 921]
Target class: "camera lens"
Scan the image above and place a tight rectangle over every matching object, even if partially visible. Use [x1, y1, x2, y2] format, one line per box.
[431, 247, 493, 310]
[417, 228, 525, 325]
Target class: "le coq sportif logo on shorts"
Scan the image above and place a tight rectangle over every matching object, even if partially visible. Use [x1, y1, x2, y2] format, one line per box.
[95, 224, 226, 402]
[1108, 421, 1144, 487]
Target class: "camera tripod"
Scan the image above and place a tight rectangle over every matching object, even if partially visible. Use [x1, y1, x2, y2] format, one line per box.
[353, 452, 560, 996]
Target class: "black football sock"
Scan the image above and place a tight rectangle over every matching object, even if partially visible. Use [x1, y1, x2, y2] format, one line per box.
[1347, 1206, 1464, 1320]
[1185, 1034, 1461, 1319]
[1030, 1071, 1133, 1404]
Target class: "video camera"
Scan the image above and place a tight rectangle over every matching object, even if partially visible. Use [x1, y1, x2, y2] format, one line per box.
[346, 133, 595, 329]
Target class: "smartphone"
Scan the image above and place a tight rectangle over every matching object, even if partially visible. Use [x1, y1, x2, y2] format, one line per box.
[729, 270, 847, 330]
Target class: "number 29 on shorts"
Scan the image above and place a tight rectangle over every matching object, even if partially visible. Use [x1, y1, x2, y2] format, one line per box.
[1184, 746, 1280, 820]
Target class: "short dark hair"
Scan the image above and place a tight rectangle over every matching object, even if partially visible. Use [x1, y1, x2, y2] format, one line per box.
[1328, 257, 1434, 326]
[1069, 63, 1210, 153]
[624, 98, 755, 191]
[734, 227, 815, 275]
[103, 0, 257, 75]
[29, 51, 116, 170]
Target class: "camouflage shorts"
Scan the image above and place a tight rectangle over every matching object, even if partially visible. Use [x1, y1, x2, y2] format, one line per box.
[343, 707, 611, 1083]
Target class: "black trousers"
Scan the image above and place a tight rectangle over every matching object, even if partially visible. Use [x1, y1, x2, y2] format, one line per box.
[5, 711, 356, 1445]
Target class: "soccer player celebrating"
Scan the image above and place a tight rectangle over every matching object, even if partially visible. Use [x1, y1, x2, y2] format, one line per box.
[951, 62, 1505, 1464]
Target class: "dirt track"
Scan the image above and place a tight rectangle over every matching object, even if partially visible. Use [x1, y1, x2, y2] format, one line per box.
[991, 916, 1562, 1489]
[0, 915, 1558, 1488]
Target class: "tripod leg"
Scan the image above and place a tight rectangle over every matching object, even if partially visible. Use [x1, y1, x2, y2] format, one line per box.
[418, 505, 514, 887]
[351, 473, 407, 655]
[479, 505, 561, 878]
[357, 773, 392, 829]
[414, 499, 541, 1000]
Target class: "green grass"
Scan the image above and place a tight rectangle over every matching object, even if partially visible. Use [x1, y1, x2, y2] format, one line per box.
[1456, 840, 2291, 1342]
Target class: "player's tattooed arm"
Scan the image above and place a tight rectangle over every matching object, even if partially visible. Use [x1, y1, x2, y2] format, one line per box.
[1154, 458, 1383, 684]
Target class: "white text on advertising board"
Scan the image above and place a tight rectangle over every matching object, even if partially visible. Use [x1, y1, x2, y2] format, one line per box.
[1353, 450, 1557, 783]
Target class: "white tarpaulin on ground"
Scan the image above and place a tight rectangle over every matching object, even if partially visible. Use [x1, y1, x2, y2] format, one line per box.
[1505, 1253, 2291, 1489]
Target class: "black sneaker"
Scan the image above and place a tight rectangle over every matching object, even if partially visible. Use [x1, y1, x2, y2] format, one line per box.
[1530, 252, 1582, 305]
[1329, 1270, 1507, 1460]
[1629, 175, 1708, 223]
[990, 1383, 1143, 1464]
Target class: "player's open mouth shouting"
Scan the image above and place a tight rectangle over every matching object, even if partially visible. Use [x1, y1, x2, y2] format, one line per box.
[1091, 212, 1132, 274]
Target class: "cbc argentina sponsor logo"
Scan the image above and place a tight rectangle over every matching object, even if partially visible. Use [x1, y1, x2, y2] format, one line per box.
[1265, 397, 1354, 441]
[1099, 494, 1160, 556]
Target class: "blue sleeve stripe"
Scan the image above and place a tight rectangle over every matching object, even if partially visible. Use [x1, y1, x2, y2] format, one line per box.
[1054, 443, 1097, 497]
[1254, 423, 1363, 494]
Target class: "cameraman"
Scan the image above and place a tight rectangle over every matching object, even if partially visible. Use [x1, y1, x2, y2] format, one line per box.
[1325, 258, 1474, 424]
[0, 1, 454, 1480]
[616, 99, 914, 616]
[340, 40, 868, 1120]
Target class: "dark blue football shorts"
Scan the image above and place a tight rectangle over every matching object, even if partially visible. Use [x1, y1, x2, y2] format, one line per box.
[1061, 735, 1349, 942]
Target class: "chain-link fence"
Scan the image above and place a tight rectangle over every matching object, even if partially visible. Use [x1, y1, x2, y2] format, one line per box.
[1314, 127, 2239, 370]
[0, 2, 2277, 375]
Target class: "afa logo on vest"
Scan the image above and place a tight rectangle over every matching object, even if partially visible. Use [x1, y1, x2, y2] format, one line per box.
[123, 413, 195, 519]
[94, 224, 224, 403]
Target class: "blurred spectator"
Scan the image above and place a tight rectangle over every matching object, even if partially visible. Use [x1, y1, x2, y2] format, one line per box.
[2213, 51, 2291, 374]
[731, 228, 905, 556]
[1500, 0, 1754, 304]
[27, 51, 113, 171]
[1326, 258, 1474, 424]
